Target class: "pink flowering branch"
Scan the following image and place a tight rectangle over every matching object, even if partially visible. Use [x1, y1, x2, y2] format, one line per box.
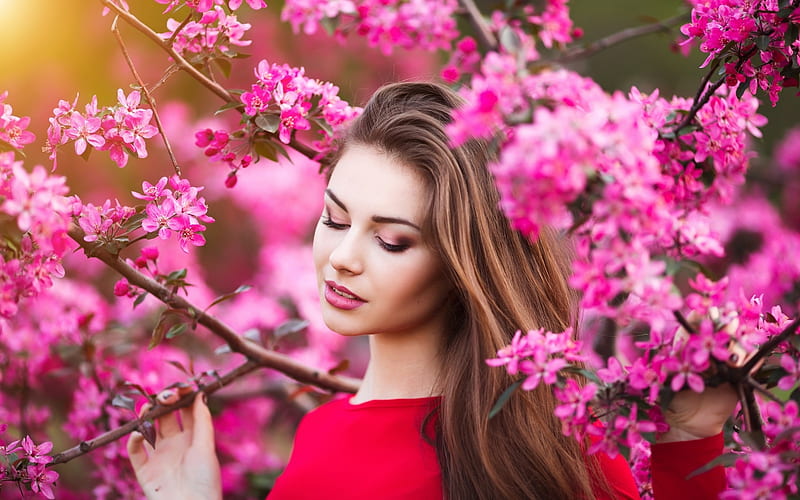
[559, 12, 689, 62]
[49, 359, 259, 465]
[99, 0, 319, 162]
[111, 15, 181, 176]
[67, 222, 361, 395]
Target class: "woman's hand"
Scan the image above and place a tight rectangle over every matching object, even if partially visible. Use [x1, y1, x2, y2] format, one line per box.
[656, 382, 739, 443]
[127, 391, 223, 500]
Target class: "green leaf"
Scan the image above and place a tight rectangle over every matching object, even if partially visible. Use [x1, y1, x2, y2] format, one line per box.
[320, 15, 340, 36]
[205, 284, 252, 312]
[499, 26, 521, 54]
[328, 359, 350, 375]
[166, 268, 187, 281]
[255, 113, 280, 133]
[253, 140, 278, 162]
[686, 452, 739, 479]
[736, 81, 749, 100]
[756, 35, 771, 51]
[150, 317, 168, 349]
[215, 100, 245, 116]
[489, 379, 523, 419]
[274, 319, 309, 339]
[111, 393, 136, 412]
[80, 146, 93, 162]
[133, 291, 148, 308]
[214, 57, 232, 78]
[0, 138, 24, 158]
[166, 322, 188, 339]
[167, 359, 191, 375]
[138, 420, 157, 449]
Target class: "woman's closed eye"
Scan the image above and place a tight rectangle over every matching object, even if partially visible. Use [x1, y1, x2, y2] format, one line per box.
[376, 237, 410, 253]
[321, 215, 348, 230]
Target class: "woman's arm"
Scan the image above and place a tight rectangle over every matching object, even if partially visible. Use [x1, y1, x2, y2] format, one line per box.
[650, 383, 737, 499]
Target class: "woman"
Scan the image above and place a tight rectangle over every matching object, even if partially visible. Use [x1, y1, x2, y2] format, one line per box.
[128, 82, 733, 499]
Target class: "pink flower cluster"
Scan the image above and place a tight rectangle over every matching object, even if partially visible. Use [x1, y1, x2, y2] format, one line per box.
[680, 0, 800, 105]
[441, 1, 579, 83]
[242, 59, 360, 143]
[0, 91, 35, 150]
[722, 400, 800, 499]
[75, 175, 213, 254]
[0, 428, 58, 499]
[281, 0, 459, 54]
[489, 275, 798, 480]
[160, 6, 253, 58]
[486, 328, 585, 391]
[775, 125, 800, 171]
[46, 90, 159, 169]
[0, 152, 71, 322]
[201, 59, 359, 185]
[155, 0, 266, 14]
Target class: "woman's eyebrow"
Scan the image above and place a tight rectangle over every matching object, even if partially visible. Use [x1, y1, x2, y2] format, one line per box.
[325, 188, 420, 231]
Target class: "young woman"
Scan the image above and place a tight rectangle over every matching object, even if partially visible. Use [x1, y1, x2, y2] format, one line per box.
[128, 82, 734, 499]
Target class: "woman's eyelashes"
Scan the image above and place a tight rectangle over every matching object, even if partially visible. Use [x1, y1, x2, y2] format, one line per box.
[321, 214, 411, 253]
[321, 214, 348, 230]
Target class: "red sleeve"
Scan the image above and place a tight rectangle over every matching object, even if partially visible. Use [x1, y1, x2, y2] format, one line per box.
[650, 433, 726, 500]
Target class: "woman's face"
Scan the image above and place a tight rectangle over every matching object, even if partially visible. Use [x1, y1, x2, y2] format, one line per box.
[312, 144, 452, 339]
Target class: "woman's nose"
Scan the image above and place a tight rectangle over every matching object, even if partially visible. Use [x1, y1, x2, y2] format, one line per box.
[328, 231, 364, 275]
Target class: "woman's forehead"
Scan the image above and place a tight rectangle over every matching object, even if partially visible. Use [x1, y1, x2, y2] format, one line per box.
[326, 145, 428, 223]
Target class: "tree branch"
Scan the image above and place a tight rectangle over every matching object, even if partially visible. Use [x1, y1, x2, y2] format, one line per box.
[559, 12, 690, 62]
[100, 0, 234, 103]
[458, 0, 497, 51]
[100, 0, 323, 165]
[50, 360, 259, 465]
[112, 15, 182, 177]
[68, 223, 361, 395]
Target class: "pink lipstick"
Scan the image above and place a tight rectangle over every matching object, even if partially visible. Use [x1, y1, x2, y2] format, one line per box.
[324, 281, 365, 310]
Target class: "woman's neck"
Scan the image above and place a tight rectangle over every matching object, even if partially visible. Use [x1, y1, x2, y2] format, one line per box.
[350, 327, 443, 404]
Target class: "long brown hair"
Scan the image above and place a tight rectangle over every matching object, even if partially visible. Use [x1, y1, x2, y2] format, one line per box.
[339, 82, 597, 499]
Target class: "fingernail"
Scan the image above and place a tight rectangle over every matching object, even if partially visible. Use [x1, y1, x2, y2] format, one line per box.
[201, 392, 208, 404]
[158, 390, 176, 403]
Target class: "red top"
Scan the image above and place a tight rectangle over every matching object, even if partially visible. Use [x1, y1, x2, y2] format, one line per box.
[268, 396, 726, 499]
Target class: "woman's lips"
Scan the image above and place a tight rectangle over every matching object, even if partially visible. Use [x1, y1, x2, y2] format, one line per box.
[324, 281, 366, 310]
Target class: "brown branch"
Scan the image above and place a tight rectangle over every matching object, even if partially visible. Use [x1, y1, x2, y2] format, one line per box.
[49, 360, 259, 465]
[559, 12, 690, 63]
[100, 0, 324, 165]
[68, 223, 361, 395]
[99, 0, 234, 103]
[458, 0, 497, 51]
[112, 15, 182, 177]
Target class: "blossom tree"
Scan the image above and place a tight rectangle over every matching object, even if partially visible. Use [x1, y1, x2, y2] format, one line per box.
[1, 0, 799, 498]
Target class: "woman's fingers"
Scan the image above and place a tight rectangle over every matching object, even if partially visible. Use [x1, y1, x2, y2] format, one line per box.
[154, 390, 184, 438]
[127, 430, 148, 470]
[191, 393, 216, 453]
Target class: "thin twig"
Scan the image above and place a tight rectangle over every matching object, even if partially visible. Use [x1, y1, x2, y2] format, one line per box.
[674, 46, 757, 132]
[100, 0, 234, 103]
[673, 310, 696, 335]
[741, 316, 800, 376]
[112, 15, 182, 176]
[560, 12, 690, 62]
[746, 376, 782, 403]
[458, 0, 497, 51]
[100, 0, 322, 164]
[49, 360, 259, 465]
[68, 223, 361, 395]
[149, 64, 181, 94]
[167, 12, 193, 47]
